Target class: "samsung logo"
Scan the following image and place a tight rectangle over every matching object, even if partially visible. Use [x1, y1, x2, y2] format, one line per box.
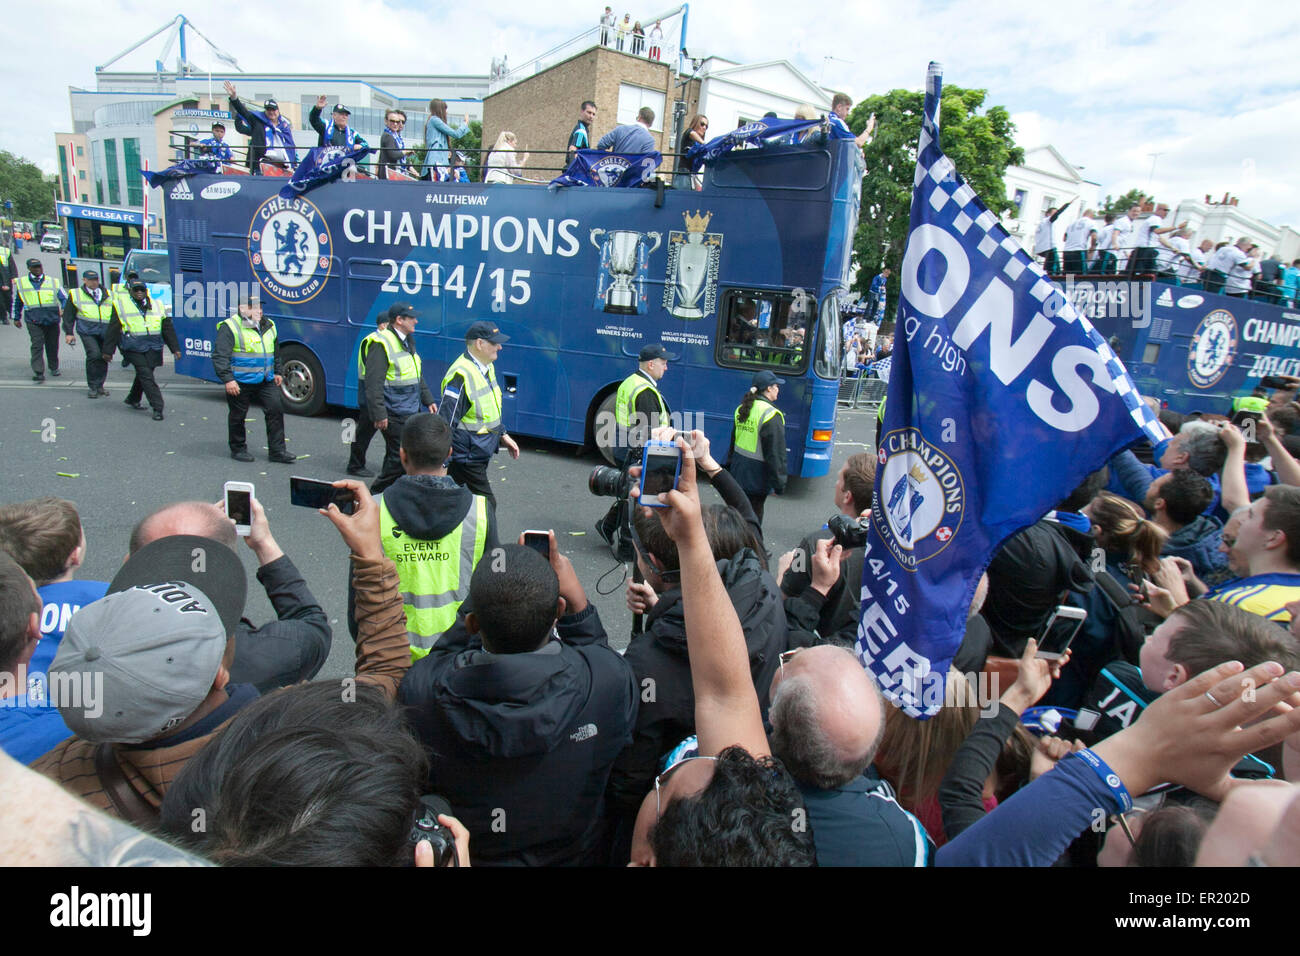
[200, 182, 241, 201]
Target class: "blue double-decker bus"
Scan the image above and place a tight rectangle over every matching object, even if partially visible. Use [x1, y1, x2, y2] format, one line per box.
[163, 138, 861, 476]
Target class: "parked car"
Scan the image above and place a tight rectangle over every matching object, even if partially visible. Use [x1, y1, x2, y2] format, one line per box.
[40, 233, 64, 252]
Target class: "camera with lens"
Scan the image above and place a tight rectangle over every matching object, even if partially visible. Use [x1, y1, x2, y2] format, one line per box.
[589, 465, 633, 498]
[407, 794, 459, 867]
[827, 513, 871, 549]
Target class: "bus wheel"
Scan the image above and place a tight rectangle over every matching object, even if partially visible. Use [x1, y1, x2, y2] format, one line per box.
[593, 391, 618, 466]
[279, 344, 326, 416]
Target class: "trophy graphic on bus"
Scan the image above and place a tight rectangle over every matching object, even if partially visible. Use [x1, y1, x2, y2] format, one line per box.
[590, 228, 661, 315]
[663, 210, 724, 320]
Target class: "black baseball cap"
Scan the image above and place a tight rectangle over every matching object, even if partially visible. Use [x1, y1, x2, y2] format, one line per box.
[109, 535, 248, 637]
[389, 302, 417, 320]
[466, 320, 508, 343]
[332, 103, 351, 115]
[26, 257, 41, 268]
[212, 121, 226, 131]
[129, 279, 148, 291]
[639, 343, 678, 362]
[83, 270, 100, 280]
[264, 98, 279, 111]
[752, 370, 785, 389]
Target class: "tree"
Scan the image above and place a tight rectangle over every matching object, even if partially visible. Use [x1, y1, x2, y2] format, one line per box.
[1100, 188, 1148, 219]
[848, 86, 1024, 326]
[0, 151, 56, 221]
[458, 121, 483, 182]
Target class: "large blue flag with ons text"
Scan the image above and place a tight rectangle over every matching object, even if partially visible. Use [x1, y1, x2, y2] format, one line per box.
[550, 149, 662, 188]
[280, 144, 373, 200]
[856, 63, 1169, 718]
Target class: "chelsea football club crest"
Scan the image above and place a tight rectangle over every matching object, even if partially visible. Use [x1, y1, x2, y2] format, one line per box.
[874, 427, 965, 570]
[590, 155, 633, 187]
[247, 195, 332, 303]
[1187, 309, 1237, 389]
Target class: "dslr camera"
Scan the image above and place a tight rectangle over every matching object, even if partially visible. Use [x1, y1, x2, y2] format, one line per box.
[407, 795, 459, 867]
[827, 513, 871, 549]
[589, 465, 633, 498]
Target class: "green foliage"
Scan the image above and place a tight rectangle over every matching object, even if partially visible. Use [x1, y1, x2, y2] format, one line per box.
[847, 86, 1024, 316]
[457, 121, 483, 182]
[0, 151, 56, 220]
[1101, 187, 1148, 219]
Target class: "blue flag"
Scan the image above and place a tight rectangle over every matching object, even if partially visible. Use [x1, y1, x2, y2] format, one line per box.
[551, 149, 662, 188]
[856, 63, 1169, 718]
[280, 144, 373, 200]
[684, 117, 822, 171]
[141, 159, 221, 187]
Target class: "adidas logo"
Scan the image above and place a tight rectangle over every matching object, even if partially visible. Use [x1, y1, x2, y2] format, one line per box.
[1156, 289, 1173, 307]
[169, 179, 194, 200]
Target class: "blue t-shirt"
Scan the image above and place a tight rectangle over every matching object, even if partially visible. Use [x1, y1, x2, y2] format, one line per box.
[32, 580, 109, 688]
[0, 698, 73, 764]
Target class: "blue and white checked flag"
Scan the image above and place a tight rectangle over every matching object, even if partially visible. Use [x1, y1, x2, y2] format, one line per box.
[280, 144, 373, 200]
[855, 62, 1168, 718]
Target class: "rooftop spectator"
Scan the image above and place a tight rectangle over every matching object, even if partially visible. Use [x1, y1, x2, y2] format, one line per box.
[482, 131, 531, 184]
[223, 81, 297, 173]
[422, 100, 470, 181]
[597, 107, 656, 154]
[307, 97, 367, 150]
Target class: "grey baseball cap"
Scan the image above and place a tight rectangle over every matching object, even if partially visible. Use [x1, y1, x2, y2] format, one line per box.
[50, 581, 230, 744]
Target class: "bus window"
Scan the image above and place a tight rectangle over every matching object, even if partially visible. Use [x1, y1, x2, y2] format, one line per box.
[814, 292, 844, 379]
[1142, 343, 1161, 365]
[716, 289, 811, 373]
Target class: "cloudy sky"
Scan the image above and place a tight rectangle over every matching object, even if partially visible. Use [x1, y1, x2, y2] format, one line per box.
[5, 0, 1296, 228]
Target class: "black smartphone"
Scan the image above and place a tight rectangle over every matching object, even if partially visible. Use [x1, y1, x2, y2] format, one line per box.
[289, 476, 356, 515]
[522, 530, 550, 558]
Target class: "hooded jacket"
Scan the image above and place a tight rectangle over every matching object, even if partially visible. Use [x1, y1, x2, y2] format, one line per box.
[605, 548, 788, 818]
[1163, 514, 1227, 580]
[982, 518, 1096, 657]
[398, 604, 638, 867]
[347, 474, 497, 639]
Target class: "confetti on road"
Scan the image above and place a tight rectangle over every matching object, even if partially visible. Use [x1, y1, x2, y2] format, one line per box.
[56, 472, 80, 478]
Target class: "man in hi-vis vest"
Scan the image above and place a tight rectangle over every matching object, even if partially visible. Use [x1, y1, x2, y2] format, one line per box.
[102, 280, 179, 420]
[212, 292, 297, 463]
[12, 258, 67, 382]
[365, 302, 437, 494]
[347, 413, 497, 661]
[61, 269, 115, 398]
[439, 320, 520, 508]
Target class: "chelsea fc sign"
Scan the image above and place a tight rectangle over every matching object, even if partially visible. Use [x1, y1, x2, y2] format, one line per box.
[248, 196, 332, 303]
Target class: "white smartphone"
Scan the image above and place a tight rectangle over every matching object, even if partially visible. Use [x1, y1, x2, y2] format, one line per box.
[223, 481, 255, 537]
[1036, 605, 1087, 660]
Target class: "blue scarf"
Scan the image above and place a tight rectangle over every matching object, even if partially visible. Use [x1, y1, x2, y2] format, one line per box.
[388, 127, 408, 169]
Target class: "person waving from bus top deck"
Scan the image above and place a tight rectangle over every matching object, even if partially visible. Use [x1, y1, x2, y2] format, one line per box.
[438, 321, 520, 510]
[223, 81, 298, 172]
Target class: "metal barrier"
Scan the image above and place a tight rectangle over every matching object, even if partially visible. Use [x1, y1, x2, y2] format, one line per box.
[837, 374, 887, 410]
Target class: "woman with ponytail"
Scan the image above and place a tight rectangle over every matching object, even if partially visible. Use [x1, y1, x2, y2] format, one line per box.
[1049, 492, 1169, 708]
[725, 370, 788, 526]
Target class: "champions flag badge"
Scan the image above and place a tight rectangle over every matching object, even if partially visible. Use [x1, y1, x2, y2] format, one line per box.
[857, 63, 1169, 718]
[280, 144, 373, 200]
[551, 149, 662, 188]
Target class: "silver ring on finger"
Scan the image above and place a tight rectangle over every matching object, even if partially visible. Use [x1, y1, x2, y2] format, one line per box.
[1204, 690, 1224, 707]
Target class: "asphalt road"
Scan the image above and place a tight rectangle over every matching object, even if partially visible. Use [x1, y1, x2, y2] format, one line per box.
[1, 258, 878, 674]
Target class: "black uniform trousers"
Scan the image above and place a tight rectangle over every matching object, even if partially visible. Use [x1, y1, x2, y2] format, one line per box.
[78, 331, 109, 392]
[370, 413, 409, 495]
[26, 321, 60, 376]
[346, 405, 379, 472]
[123, 350, 165, 412]
[448, 458, 495, 508]
[227, 380, 287, 456]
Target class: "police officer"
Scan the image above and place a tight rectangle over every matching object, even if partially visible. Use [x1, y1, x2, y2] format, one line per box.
[726, 370, 788, 526]
[439, 320, 519, 507]
[213, 292, 297, 463]
[345, 308, 393, 477]
[103, 279, 179, 421]
[12, 258, 67, 382]
[0, 241, 16, 324]
[61, 269, 114, 398]
[365, 302, 437, 494]
[595, 342, 676, 559]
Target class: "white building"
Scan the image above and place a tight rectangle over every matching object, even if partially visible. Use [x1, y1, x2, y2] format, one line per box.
[1171, 196, 1300, 263]
[1002, 145, 1101, 251]
[693, 57, 831, 131]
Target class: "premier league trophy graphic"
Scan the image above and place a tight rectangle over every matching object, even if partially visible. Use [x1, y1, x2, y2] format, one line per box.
[665, 210, 723, 320]
[590, 228, 661, 314]
[888, 462, 928, 545]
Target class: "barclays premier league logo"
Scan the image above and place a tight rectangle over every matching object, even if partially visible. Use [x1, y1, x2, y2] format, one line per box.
[247, 195, 332, 303]
[1187, 309, 1237, 389]
[590, 155, 632, 187]
[874, 427, 964, 569]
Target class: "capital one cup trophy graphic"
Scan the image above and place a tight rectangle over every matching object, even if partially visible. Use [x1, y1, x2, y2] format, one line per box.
[590, 228, 662, 314]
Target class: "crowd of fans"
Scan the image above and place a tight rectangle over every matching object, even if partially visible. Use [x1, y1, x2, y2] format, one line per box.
[1036, 200, 1300, 306]
[5, 370, 1300, 867]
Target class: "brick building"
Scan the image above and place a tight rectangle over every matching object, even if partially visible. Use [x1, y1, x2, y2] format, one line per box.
[483, 45, 701, 179]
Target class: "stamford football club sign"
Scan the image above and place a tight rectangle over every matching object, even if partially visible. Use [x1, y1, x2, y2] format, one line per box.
[248, 195, 332, 303]
[856, 63, 1169, 717]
